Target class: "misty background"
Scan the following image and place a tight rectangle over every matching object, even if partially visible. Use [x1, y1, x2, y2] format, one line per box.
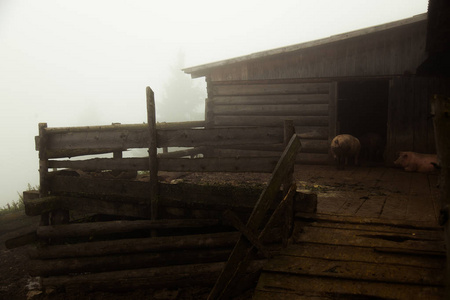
[0, 0, 428, 207]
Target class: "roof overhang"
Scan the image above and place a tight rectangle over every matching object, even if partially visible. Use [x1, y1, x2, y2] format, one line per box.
[183, 13, 427, 79]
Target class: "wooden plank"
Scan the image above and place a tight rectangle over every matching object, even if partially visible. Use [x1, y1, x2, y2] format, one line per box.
[46, 129, 148, 151]
[407, 172, 437, 223]
[159, 157, 278, 173]
[379, 167, 410, 220]
[5, 231, 38, 249]
[48, 157, 149, 171]
[36, 219, 220, 239]
[43, 123, 147, 134]
[156, 120, 205, 130]
[29, 232, 240, 259]
[30, 248, 233, 277]
[281, 243, 444, 268]
[296, 212, 441, 229]
[208, 134, 301, 299]
[255, 272, 444, 300]
[355, 196, 387, 218]
[304, 221, 444, 240]
[212, 82, 330, 96]
[213, 115, 329, 127]
[213, 139, 328, 154]
[212, 94, 330, 105]
[294, 225, 445, 252]
[41, 260, 267, 291]
[222, 210, 271, 258]
[157, 127, 283, 148]
[253, 290, 334, 300]
[41, 261, 227, 289]
[263, 255, 444, 286]
[24, 196, 61, 216]
[211, 104, 329, 116]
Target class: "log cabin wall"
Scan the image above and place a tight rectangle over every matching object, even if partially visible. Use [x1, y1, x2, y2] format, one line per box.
[206, 80, 335, 164]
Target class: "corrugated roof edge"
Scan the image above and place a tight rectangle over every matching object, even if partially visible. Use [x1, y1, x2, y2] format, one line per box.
[183, 13, 427, 78]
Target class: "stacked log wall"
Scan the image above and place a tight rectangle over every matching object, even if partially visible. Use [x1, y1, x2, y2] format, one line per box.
[206, 80, 334, 164]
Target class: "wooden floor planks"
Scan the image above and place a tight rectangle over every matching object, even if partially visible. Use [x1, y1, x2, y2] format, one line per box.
[294, 165, 440, 224]
[253, 213, 445, 300]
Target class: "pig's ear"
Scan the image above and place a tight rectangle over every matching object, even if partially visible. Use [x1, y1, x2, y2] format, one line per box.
[402, 153, 408, 158]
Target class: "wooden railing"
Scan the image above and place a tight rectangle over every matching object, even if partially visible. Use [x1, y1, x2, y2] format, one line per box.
[32, 86, 298, 223]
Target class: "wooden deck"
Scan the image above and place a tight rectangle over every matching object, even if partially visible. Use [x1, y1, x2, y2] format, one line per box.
[294, 165, 440, 224]
[253, 165, 445, 300]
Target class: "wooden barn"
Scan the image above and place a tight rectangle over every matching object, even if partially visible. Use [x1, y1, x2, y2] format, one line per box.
[183, 12, 450, 165]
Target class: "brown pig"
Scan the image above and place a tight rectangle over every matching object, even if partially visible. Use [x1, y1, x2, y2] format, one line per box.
[394, 151, 438, 173]
[330, 134, 361, 169]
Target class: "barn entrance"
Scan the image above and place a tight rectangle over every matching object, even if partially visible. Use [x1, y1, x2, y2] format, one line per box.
[337, 80, 389, 161]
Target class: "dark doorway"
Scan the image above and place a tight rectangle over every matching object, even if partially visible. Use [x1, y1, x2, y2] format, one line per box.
[337, 80, 389, 161]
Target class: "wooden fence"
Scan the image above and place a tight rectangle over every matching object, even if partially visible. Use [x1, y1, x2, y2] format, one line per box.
[31, 86, 299, 220]
[16, 86, 316, 296]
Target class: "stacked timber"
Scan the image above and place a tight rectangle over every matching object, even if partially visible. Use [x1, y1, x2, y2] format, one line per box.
[205, 80, 335, 164]
[14, 87, 314, 296]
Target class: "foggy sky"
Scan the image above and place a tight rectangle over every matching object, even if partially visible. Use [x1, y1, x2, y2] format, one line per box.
[0, 0, 428, 207]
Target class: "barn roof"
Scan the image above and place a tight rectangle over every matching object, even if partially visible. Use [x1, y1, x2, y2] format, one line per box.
[183, 13, 427, 79]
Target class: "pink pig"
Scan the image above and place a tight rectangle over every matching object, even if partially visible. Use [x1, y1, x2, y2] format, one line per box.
[394, 151, 438, 173]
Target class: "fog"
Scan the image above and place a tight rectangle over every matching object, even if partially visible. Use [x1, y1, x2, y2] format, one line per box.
[0, 0, 428, 207]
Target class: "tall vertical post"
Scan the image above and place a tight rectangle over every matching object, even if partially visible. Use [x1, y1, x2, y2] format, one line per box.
[146, 87, 159, 222]
[38, 123, 50, 226]
[431, 94, 450, 298]
[283, 120, 296, 247]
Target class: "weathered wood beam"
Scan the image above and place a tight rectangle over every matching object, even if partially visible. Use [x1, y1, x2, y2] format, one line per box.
[29, 231, 241, 259]
[36, 219, 220, 239]
[48, 157, 149, 171]
[211, 82, 330, 96]
[213, 115, 329, 127]
[208, 134, 301, 299]
[30, 248, 233, 277]
[222, 210, 271, 259]
[158, 157, 278, 173]
[5, 231, 38, 249]
[157, 126, 283, 148]
[211, 94, 330, 105]
[212, 104, 329, 116]
[40, 260, 267, 291]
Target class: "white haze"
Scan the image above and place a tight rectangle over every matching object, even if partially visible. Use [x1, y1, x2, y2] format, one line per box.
[0, 0, 428, 207]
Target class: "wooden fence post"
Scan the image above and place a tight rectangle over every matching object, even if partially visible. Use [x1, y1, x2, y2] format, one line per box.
[146, 87, 159, 222]
[431, 94, 450, 298]
[208, 134, 301, 300]
[38, 123, 50, 226]
[283, 120, 296, 246]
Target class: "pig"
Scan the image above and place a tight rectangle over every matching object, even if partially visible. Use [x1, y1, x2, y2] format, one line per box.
[330, 134, 361, 169]
[394, 151, 438, 173]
